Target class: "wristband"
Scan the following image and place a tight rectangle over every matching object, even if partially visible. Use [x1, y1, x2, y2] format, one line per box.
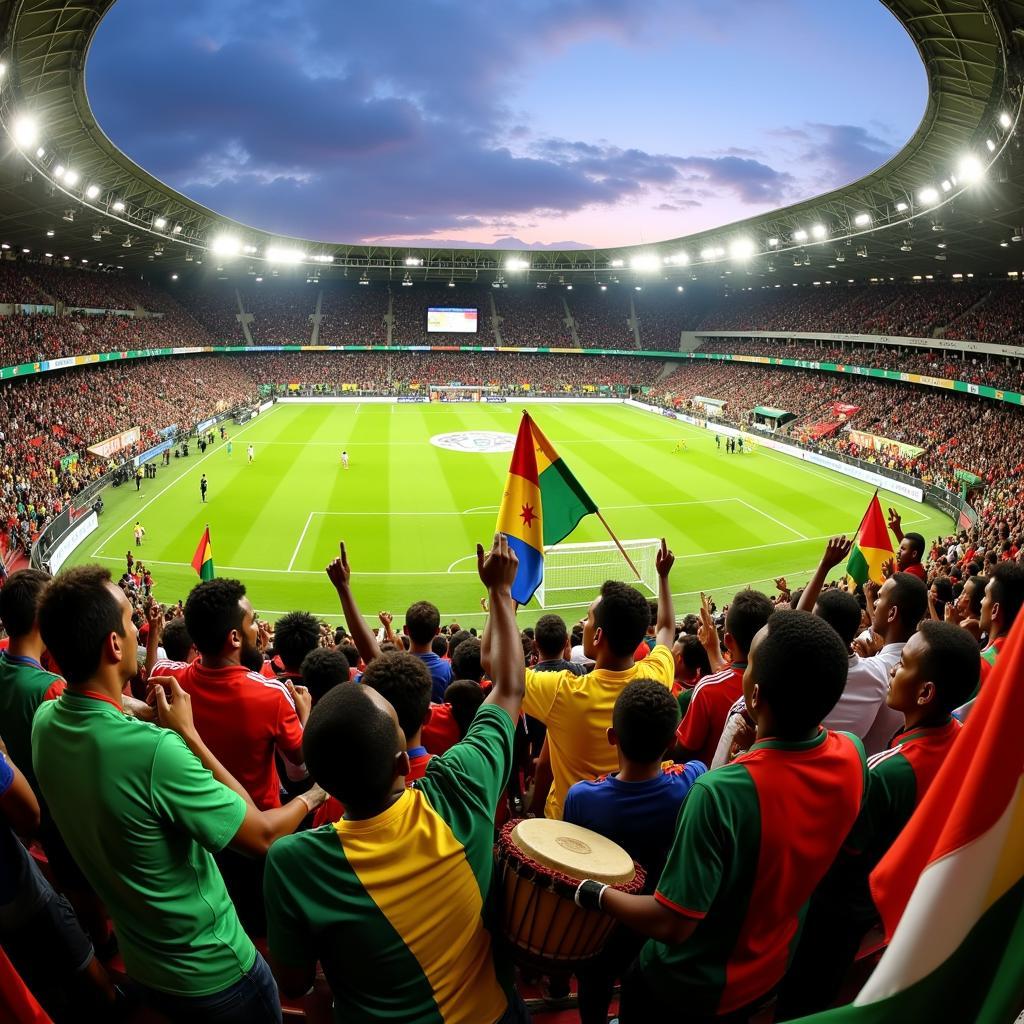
[574, 878, 608, 911]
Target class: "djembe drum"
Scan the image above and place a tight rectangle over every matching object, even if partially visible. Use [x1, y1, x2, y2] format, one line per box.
[495, 818, 646, 969]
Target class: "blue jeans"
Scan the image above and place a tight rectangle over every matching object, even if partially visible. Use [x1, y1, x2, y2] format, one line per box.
[134, 952, 281, 1024]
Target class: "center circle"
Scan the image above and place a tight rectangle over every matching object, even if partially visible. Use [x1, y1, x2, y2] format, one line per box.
[430, 431, 516, 453]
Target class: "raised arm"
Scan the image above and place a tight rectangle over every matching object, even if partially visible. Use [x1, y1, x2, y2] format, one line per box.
[326, 541, 382, 666]
[144, 600, 163, 679]
[654, 538, 677, 649]
[478, 534, 525, 720]
[797, 536, 852, 612]
[698, 592, 726, 674]
[887, 507, 904, 543]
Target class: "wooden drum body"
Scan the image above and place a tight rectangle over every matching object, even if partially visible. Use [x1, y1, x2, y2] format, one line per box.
[495, 818, 646, 969]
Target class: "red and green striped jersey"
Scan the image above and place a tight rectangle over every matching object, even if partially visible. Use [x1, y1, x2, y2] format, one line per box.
[264, 704, 515, 1024]
[641, 729, 867, 1016]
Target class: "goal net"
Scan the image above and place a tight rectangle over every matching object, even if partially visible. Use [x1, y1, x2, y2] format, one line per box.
[535, 538, 660, 609]
[428, 386, 494, 402]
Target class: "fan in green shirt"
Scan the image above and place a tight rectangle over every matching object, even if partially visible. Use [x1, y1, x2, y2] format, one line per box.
[31, 565, 328, 1019]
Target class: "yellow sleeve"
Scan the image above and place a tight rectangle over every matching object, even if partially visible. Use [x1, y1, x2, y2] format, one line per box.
[522, 669, 567, 723]
[639, 645, 675, 689]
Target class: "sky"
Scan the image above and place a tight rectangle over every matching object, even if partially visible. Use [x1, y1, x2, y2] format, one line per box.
[86, 0, 927, 250]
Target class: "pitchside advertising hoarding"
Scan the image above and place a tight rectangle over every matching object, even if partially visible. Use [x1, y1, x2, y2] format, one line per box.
[46, 510, 98, 574]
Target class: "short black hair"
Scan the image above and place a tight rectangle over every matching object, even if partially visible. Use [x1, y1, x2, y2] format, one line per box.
[612, 679, 680, 763]
[904, 532, 926, 562]
[361, 652, 432, 742]
[184, 578, 246, 657]
[990, 562, 1024, 629]
[889, 573, 929, 631]
[678, 635, 711, 675]
[680, 614, 700, 636]
[814, 589, 862, 648]
[448, 629, 472, 658]
[38, 566, 124, 686]
[647, 599, 659, 629]
[931, 577, 954, 604]
[594, 580, 650, 657]
[725, 590, 775, 656]
[405, 600, 440, 644]
[304, 684, 402, 806]
[444, 679, 486, 739]
[161, 618, 193, 662]
[273, 611, 320, 670]
[300, 647, 352, 704]
[451, 636, 483, 682]
[431, 635, 448, 657]
[534, 614, 569, 659]
[751, 610, 848, 737]
[338, 642, 360, 670]
[916, 621, 980, 712]
[0, 568, 51, 639]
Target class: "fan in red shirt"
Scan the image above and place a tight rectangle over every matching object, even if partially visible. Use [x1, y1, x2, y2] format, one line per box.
[886, 508, 927, 581]
[149, 579, 310, 812]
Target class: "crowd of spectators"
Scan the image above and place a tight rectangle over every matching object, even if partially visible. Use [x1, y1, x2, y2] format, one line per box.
[566, 288, 635, 349]
[318, 284, 388, 345]
[242, 283, 316, 345]
[494, 286, 572, 347]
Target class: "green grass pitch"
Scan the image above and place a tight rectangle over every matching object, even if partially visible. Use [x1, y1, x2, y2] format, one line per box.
[64, 402, 952, 626]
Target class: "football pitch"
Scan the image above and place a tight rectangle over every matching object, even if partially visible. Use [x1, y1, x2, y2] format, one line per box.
[65, 402, 952, 625]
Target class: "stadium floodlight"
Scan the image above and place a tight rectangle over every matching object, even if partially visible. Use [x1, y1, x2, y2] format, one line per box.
[505, 257, 529, 270]
[53, 163, 65, 179]
[895, 201, 908, 212]
[35, 146, 45, 159]
[85, 184, 100, 199]
[853, 212, 872, 227]
[811, 223, 827, 240]
[0, 62, 6, 78]
[210, 234, 241, 257]
[957, 153, 985, 184]
[664, 251, 689, 265]
[12, 115, 38, 149]
[609, 258, 624, 268]
[729, 238, 755, 260]
[243, 244, 258, 254]
[172, 223, 182, 234]
[153, 216, 167, 229]
[315, 254, 334, 263]
[986, 138, 997, 153]
[917, 186, 940, 206]
[171, 274, 179, 281]
[111, 199, 125, 212]
[629, 253, 660, 272]
[404, 256, 423, 267]
[63, 169, 79, 186]
[940, 179, 952, 193]
[266, 245, 305, 264]
[767, 237, 779, 247]
[999, 111, 1012, 129]
[793, 228, 808, 242]
[447, 279, 455, 288]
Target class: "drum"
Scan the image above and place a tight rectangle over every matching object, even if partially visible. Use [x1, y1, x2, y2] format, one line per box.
[495, 818, 646, 968]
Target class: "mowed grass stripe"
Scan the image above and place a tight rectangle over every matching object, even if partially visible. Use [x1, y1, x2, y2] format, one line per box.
[65, 403, 950, 625]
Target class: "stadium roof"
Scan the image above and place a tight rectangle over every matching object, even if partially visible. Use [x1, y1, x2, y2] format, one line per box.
[0, 0, 1023, 286]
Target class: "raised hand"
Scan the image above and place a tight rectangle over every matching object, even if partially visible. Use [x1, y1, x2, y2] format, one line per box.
[774, 576, 789, 593]
[881, 558, 896, 579]
[655, 538, 675, 579]
[887, 507, 902, 533]
[326, 541, 352, 590]
[285, 680, 313, 724]
[378, 611, 393, 628]
[821, 535, 853, 571]
[154, 677, 196, 740]
[147, 600, 163, 635]
[477, 533, 519, 593]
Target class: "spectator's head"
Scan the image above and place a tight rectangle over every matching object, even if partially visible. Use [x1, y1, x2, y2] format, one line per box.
[338, 642, 360, 672]
[300, 647, 351, 704]
[333, 626, 347, 647]
[451, 636, 483, 683]
[273, 610, 320, 671]
[897, 531, 926, 571]
[872, 573, 928, 641]
[646, 599, 659, 635]
[38, 565, 136, 687]
[448, 629, 472, 658]
[744, 610, 848, 739]
[673, 635, 711, 684]
[360, 652, 432, 745]
[610, 679, 681, 765]
[586, 580, 650, 660]
[160, 618, 195, 663]
[887, 621, 980, 720]
[980, 562, 1024, 639]
[444, 679, 486, 739]
[534, 614, 570, 661]
[957, 574, 987, 619]
[813, 589, 862, 650]
[724, 590, 774, 659]
[679, 613, 700, 636]
[184, 578, 262, 672]
[304, 683, 406, 812]
[0, 567, 50, 640]
[430, 635, 448, 657]
[404, 600, 440, 647]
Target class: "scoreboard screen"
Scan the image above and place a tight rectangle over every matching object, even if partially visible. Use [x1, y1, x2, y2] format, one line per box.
[427, 307, 478, 333]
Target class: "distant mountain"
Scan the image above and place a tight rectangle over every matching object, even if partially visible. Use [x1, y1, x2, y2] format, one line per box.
[358, 235, 593, 251]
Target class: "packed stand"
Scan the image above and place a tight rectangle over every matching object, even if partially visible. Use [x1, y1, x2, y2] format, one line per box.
[494, 287, 573, 347]
[567, 287, 635, 349]
[317, 283, 388, 345]
[943, 282, 1024, 346]
[242, 283, 316, 345]
[390, 283, 493, 345]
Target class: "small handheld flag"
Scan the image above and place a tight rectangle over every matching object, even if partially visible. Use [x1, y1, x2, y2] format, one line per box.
[191, 525, 215, 581]
[846, 493, 894, 586]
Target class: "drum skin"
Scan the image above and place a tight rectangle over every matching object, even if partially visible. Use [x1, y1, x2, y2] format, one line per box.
[495, 818, 646, 968]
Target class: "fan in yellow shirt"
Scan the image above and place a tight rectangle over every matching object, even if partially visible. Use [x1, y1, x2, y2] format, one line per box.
[482, 539, 677, 818]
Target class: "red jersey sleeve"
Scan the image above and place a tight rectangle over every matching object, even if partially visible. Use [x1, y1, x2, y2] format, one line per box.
[42, 677, 66, 701]
[676, 686, 710, 753]
[275, 695, 305, 764]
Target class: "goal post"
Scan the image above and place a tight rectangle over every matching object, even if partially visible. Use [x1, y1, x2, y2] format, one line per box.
[535, 538, 660, 609]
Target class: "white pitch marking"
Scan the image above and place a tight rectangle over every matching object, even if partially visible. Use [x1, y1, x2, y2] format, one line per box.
[735, 498, 809, 541]
[287, 511, 315, 572]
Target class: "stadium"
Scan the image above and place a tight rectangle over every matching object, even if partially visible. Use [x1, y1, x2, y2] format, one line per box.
[0, 0, 1021, 1022]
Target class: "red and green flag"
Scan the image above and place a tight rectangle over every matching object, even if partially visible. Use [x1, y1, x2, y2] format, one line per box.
[191, 526, 215, 581]
[846, 493, 893, 586]
[794, 602, 1024, 1022]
